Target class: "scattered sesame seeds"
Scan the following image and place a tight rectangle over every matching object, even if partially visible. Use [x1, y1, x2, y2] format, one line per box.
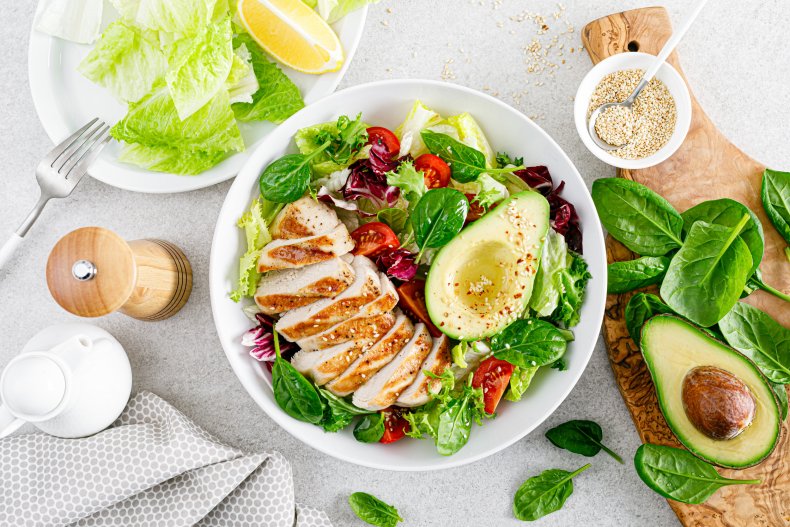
[594, 105, 636, 147]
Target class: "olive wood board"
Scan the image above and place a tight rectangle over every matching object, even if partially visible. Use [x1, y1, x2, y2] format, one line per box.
[581, 7, 789, 527]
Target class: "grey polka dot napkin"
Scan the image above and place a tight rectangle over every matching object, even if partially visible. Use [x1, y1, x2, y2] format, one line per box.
[0, 392, 332, 527]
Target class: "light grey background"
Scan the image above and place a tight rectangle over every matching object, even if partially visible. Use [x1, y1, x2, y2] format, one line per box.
[2, 1, 789, 526]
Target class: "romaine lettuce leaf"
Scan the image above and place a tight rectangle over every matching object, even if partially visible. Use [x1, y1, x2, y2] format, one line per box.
[475, 173, 509, 209]
[78, 21, 166, 103]
[165, 18, 234, 120]
[111, 86, 244, 154]
[504, 366, 538, 402]
[430, 113, 496, 168]
[226, 44, 259, 105]
[316, 0, 379, 23]
[110, 0, 219, 36]
[231, 197, 282, 301]
[529, 229, 569, 318]
[35, 0, 103, 44]
[118, 143, 226, 175]
[394, 100, 442, 157]
[231, 34, 305, 124]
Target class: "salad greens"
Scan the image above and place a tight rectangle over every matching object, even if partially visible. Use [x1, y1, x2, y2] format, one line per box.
[490, 319, 567, 369]
[410, 188, 469, 261]
[348, 492, 403, 527]
[230, 197, 281, 301]
[260, 149, 328, 203]
[761, 169, 790, 261]
[271, 333, 324, 424]
[421, 130, 524, 183]
[353, 413, 385, 443]
[505, 366, 538, 402]
[624, 293, 672, 346]
[634, 444, 760, 504]
[772, 382, 789, 421]
[607, 256, 669, 294]
[513, 464, 590, 521]
[544, 420, 623, 463]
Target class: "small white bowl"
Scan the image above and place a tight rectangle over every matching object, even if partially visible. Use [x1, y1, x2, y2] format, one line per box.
[574, 52, 692, 170]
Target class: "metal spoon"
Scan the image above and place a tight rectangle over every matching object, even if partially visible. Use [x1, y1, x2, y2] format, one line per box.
[588, 0, 710, 151]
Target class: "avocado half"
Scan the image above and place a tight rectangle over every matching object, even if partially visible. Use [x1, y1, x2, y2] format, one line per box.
[425, 191, 549, 340]
[641, 315, 781, 468]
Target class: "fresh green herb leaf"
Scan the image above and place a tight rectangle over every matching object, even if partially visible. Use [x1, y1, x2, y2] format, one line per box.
[348, 492, 403, 527]
[354, 413, 385, 443]
[411, 188, 468, 259]
[718, 302, 790, 384]
[761, 169, 790, 255]
[318, 389, 373, 432]
[624, 293, 673, 346]
[259, 141, 330, 203]
[490, 319, 567, 369]
[271, 333, 324, 424]
[607, 256, 670, 294]
[316, 113, 369, 165]
[742, 268, 790, 304]
[591, 178, 684, 256]
[545, 420, 623, 463]
[772, 382, 788, 421]
[660, 218, 753, 327]
[634, 444, 760, 504]
[376, 208, 409, 233]
[505, 365, 538, 402]
[496, 151, 524, 168]
[513, 464, 590, 521]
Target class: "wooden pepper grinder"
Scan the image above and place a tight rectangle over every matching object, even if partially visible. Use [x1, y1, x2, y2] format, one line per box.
[46, 227, 192, 321]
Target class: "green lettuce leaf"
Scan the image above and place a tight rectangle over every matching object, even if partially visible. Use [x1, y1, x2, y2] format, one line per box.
[110, 0, 219, 36]
[505, 366, 538, 402]
[294, 122, 351, 176]
[118, 143, 226, 175]
[395, 100, 442, 157]
[386, 160, 426, 203]
[529, 229, 569, 317]
[231, 34, 305, 124]
[78, 21, 166, 103]
[111, 86, 244, 154]
[551, 252, 592, 328]
[226, 43, 259, 104]
[474, 173, 509, 209]
[230, 197, 282, 301]
[316, 0, 379, 23]
[165, 18, 233, 120]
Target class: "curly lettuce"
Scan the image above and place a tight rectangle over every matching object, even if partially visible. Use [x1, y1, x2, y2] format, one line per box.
[230, 197, 283, 301]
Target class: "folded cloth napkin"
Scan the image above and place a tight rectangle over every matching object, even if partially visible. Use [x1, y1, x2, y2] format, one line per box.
[0, 391, 332, 527]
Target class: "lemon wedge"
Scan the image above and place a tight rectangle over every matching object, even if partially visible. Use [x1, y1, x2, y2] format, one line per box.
[237, 0, 344, 74]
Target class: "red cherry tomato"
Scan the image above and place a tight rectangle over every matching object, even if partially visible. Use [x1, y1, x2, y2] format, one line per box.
[396, 280, 442, 338]
[472, 357, 515, 414]
[380, 407, 410, 444]
[464, 193, 487, 223]
[414, 154, 451, 189]
[350, 222, 400, 258]
[366, 126, 401, 161]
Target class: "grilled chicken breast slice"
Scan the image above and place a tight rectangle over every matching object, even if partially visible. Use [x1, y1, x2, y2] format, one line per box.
[254, 257, 354, 315]
[275, 256, 381, 341]
[396, 335, 452, 407]
[270, 196, 340, 240]
[291, 335, 379, 385]
[352, 323, 434, 411]
[296, 279, 399, 351]
[326, 314, 415, 397]
[257, 224, 354, 273]
[296, 311, 396, 352]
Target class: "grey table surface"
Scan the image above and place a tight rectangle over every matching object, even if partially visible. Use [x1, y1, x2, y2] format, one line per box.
[2, 1, 789, 526]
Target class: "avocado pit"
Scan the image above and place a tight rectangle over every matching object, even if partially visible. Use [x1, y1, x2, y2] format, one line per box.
[681, 366, 756, 440]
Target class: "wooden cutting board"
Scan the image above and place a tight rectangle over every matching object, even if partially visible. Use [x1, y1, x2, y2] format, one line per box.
[582, 7, 790, 527]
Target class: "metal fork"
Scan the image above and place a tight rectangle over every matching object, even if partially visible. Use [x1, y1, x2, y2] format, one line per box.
[0, 118, 112, 270]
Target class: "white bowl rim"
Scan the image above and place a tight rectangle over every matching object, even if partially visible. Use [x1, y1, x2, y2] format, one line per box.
[574, 51, 692, 170]
[210, 78, 607, 471]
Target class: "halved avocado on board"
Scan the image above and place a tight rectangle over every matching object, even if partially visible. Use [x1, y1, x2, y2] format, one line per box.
[425, 191, 549, 340]
[641, 315, 781, 469]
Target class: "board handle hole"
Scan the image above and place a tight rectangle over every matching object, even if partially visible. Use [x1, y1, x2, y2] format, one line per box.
[627, 40, 640, 52]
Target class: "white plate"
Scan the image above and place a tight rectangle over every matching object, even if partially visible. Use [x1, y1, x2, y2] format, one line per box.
[28, 2, 368, 194]
[210, 80, 607, 471]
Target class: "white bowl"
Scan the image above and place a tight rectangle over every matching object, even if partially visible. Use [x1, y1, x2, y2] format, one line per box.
[574, 52, 692, 170]
[210, 79, 607, 471]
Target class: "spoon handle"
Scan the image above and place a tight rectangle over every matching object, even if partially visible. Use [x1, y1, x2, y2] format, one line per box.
[643, 0, 710, 82]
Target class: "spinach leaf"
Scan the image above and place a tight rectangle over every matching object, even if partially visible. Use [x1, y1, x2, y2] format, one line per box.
[625, 293, 673, 346]
[411, 188, 468, 257]
[271, 333, 324, 424]
[718, 302, 790, 384]
[348, 492, 403, 527]
[742, 268, 790, 304]
[545, 420, 623, 463]
[634, 444, 760, 504]
[376, 207, 409, 233]
[681, 198, 764, 276]
[421, 130, 488, 183]
[660, 218, 753, 327]
[436, 383, 487, 456]
[772, 382, 788, 421]
[591, 178, 684, 256]
[761, 169, 790, 258]
[259, 140, 330, 203]
[490, 319, 567, 369]
[354, 413, 385, 443]
[513, 464, 590, 521]
[607, 256, 670, 294]
[318, 389, 373, 432]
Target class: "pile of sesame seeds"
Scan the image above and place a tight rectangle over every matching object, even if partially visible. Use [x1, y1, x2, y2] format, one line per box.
[588, 69, 677, 159]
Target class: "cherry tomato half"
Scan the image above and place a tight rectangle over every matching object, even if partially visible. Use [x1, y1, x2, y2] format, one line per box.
[396, 280, 442, 338]
[464, 193, 487, 223]
[472, 357, 515, 414]
[351, 222, 400, 258]
[380, 408, 410, 444]
[414, 154, 451, 189]
[366, 126, 401, 162]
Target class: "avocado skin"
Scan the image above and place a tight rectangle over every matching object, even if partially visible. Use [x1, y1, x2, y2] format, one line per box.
[640, 314, 781, 469]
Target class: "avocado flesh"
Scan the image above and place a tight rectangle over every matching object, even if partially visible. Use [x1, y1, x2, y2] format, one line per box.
[425, 191, 549, 340]
[641, 315, 781, 468]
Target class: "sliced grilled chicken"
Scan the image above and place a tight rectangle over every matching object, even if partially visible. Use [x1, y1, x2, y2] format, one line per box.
[275, 256, 381, 341]
[352, 323, 434, 411]
[326, 313, 415, 397]
[254, 257, 354, 315]
[270, 196, 340, 240]
[396, 335, 452, 407]
[296, 279, 399, 351]
[257, 224, 354, 273]
[291, 335, 379, 385]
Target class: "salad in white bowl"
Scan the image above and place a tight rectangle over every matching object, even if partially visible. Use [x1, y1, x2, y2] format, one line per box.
[230, 99, 594, 455]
